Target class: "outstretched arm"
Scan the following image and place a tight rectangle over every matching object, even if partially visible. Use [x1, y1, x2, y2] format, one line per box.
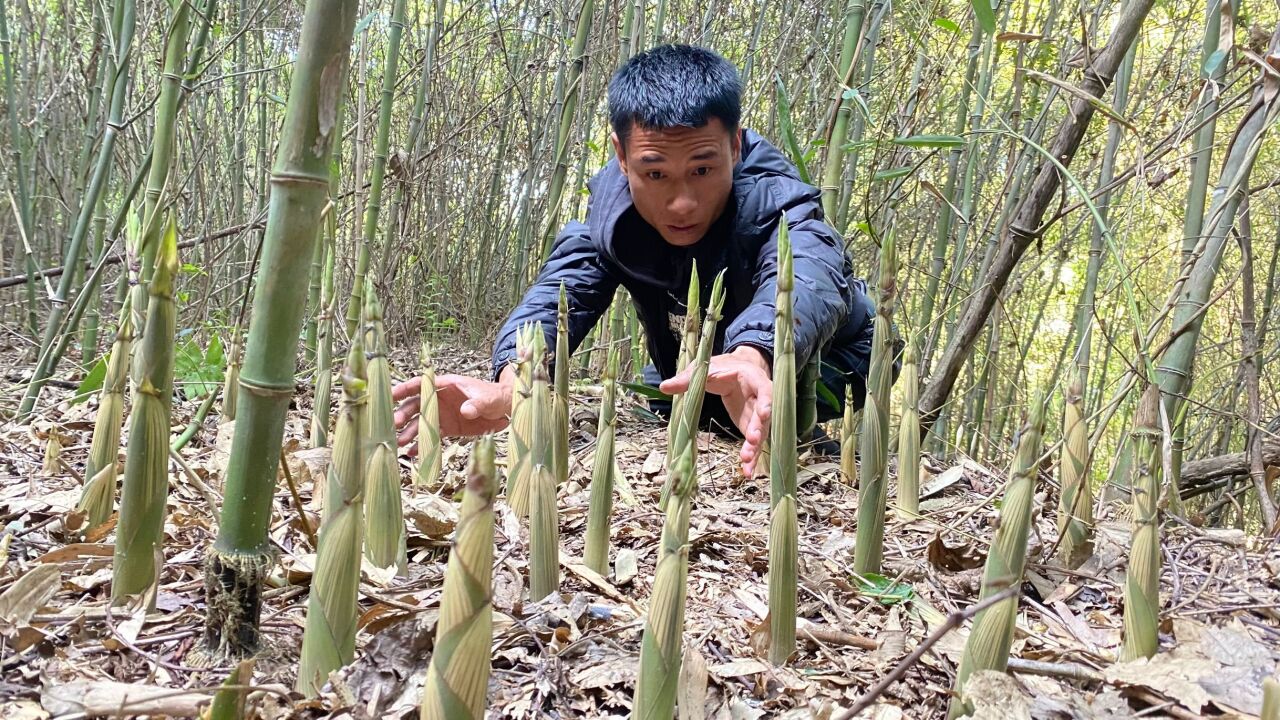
[491, 221, 620, 379]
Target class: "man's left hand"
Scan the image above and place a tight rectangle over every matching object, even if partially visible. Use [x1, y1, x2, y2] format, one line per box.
[659, 345, 772, 477]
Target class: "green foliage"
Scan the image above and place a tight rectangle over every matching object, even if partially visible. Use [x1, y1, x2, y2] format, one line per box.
[856, 573, 915, 605]
[173, 332, 225, 398]
[71, 356, 108, 404]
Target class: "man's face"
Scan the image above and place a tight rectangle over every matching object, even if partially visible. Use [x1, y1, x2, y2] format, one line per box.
[613, 118, 741, 247]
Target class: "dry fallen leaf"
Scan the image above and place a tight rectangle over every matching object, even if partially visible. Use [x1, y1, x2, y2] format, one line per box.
[0, 564, 61, 631]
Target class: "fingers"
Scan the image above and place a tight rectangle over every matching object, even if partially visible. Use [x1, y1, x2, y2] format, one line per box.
[741, 440, 760, 477]
[658, 365, 693, 395]
[397, 419, 417, 447]
[390, 376, 422, 402]
[393, 396, 420, 431]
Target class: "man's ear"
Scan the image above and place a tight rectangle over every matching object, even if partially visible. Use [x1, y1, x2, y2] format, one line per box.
[731, 128, 742, 164]
[611, 132, 628, 176]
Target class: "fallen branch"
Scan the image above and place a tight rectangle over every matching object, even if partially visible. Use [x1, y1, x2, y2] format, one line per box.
[834, 585, 1020, 719]
[0, 220, 261, 290]
[1180, 438, 1279, 494]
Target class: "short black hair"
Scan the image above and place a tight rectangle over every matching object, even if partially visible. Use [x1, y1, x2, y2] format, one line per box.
[608, 44, 742, 153]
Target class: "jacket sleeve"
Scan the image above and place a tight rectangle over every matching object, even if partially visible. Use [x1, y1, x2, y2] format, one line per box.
[723, 200, 853, 369]
[491, 221, 619, 379]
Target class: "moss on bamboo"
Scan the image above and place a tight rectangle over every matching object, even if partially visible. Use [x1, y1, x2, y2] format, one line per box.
[949, 393, 1046, 719]
[421, 437, 497, 720]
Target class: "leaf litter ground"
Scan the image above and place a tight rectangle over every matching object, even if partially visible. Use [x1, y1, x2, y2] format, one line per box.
[1, 346, 1279, 719]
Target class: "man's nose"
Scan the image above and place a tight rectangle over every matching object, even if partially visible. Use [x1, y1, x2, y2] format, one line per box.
[669, 184, 697, 216]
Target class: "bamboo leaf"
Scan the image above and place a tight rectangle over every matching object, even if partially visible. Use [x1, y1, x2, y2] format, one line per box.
[774, 75, 812, 185]
[71, 356, 108, 404]
[934, 17, 961, 34]
[621, 382, 671, 401]
[892, 134, 966, 148]
[971, 0, 996, 34]
[855, 572, 914, 605]
[873, 166, 913, 181]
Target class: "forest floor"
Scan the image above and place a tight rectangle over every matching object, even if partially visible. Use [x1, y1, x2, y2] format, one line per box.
[1, 342, 1279, 719]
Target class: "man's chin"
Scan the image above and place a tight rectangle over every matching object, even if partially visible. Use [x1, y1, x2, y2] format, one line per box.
[661, 230, 705, 247]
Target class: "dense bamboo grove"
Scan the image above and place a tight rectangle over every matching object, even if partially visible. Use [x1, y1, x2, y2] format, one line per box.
[2, 0, 1280, 714]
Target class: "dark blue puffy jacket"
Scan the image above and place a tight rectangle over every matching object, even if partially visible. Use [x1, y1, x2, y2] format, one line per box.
[492, 129, 876, 412]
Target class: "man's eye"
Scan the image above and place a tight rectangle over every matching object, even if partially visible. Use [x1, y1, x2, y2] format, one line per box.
[647, 171, 664, 180]
[693, 166, 711, 176]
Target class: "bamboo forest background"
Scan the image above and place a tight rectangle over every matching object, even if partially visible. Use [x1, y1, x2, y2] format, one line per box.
[2, 0, 1279, 523]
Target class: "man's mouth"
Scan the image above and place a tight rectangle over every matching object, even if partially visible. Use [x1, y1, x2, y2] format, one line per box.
[668, 224, 698, 234]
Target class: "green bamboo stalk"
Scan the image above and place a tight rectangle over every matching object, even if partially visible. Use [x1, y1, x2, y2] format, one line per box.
[76, 301, 134, 530]
[18, 0, 136, 419]
[420, 437, 497, 720]
[201, 0, 359, 660]
[1056, 373, 1092, 568]
[363, 283, 407, 573]
[507, 324, 545, 517]
[297, 340, 367, 696]
[633, 273, 725, 720]
[1155, 23, 1279, 500]
[111, 216, 179, 604]
[853, 233, 897, 576]
[819, 0, 868, 221]
[416, 343, 442, 487]
[538, 0, 596, 262]
[1, 0, 38, 334]
[310, 166, 340, 448]
[553, 284, 570, 486]
[137, 0, 194, 284]
[895, 343, 919, 519]
[841, 386, 859, 487]
[949, 392, 1046, 719]
[583, 333, 619, 575]
[768, 220, 797, 666]
[1121, 383, 1162, 661]
[343, 0, 410, 337]
[529, 360, 559, 600]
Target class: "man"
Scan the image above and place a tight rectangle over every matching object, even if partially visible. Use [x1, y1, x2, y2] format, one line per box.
[393, 44, 878, 477]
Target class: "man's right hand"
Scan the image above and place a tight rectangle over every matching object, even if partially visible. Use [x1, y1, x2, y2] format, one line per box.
[393, 367, 515, 449]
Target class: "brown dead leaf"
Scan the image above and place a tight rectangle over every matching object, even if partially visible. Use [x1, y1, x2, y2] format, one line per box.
[405, 493, 458, 538]
[961, 670, 1032, 719]
[41, 680, 211, 716]
[0, 564, 61, 630]
[679, 645, 709, 720]
[34, 543, 113, 564]
[927, 533, 985, 571]
[1104, 650, 1215, 712]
